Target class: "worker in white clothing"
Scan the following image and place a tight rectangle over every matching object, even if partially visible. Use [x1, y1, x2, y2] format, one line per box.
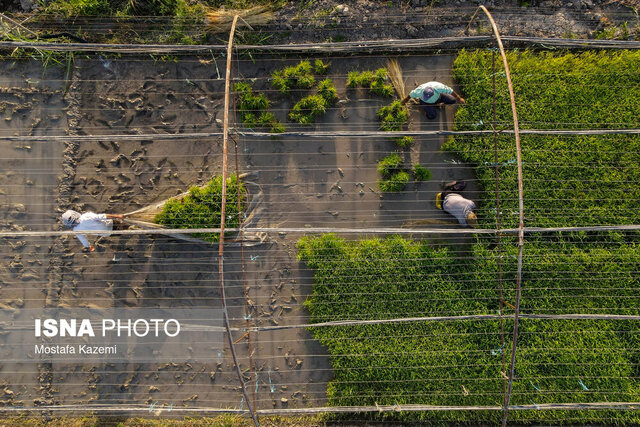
[435, 181, 477, 227]
[61, 210, 125, 252]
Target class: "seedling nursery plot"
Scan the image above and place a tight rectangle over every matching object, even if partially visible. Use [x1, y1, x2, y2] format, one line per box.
[1, 27, 640, 425]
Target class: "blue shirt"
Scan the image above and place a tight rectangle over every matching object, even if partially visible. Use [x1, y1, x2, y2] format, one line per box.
[409, 81, 453, 103]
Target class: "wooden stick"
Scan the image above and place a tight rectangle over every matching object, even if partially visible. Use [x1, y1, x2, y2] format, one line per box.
[218, 15, 259, 427]
[475, 6, 525, 426]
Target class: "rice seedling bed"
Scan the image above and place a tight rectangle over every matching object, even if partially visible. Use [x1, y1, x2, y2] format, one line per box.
[299, 50, 640, 423]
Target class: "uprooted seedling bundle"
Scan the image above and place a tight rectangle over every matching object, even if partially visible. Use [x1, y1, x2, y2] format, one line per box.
[154, 174, 245, 242]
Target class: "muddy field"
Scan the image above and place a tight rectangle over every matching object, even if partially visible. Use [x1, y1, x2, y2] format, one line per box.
[0, 53, 476, 414]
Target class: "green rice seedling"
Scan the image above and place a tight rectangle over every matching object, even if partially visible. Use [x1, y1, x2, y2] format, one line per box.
[369, 80, 394, 97]
[377, 153, 403, 177]
[235, 82, 284, 133]
[289, 95, 327, 124]
[346, 71, 360, 88]
[448, 49, 640, 228]
[378, 170, 410, 192]
[314, 59, 330, 74]
[395, 136, 414, 148]
[242, 112, 257, 127]
[258, 112, 285, 133]
[413, 164, 432, 181]
[374, 67, 388, 82]
[357, 70, 375, 86]
[299, 231, 640, 423]
[292, 59, 313, 75]
[272, 60, 316, 94]
[155, 174, 244, 242]
[270, 70, 289, 94]
[296, 73, 316, 89]
[317, 78, 338, 103]
[347, 69, 392, 96]
[377, 100, 408, 131]
[235, 82, 269, 112]
[370, 67, 394, 97]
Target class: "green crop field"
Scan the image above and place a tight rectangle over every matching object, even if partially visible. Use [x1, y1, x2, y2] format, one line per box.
[299, 50, 640, 423]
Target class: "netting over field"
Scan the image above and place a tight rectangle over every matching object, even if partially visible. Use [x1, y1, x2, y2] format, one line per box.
[1, 24, 640, 426]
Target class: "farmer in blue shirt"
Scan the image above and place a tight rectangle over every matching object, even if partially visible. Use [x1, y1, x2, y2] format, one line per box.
[401, 81, 465, 120]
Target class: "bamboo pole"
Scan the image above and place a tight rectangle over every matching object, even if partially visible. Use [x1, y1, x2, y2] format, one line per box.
[218, 15, 259, 427]
[473, 6, 525, 426]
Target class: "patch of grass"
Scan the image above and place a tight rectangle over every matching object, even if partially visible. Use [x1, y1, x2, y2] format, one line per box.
[38, 0, 209, 43]
[317, 78, 337, 103]
[154, 174, 244, 243]
[395, 136, 414, 148]
[41, 0, 203, 16]
[0, 415, 322, 426]
[234, 82, 284, 133]
[377, 100, 408, 131]
[271, 60, 316, 95]
[289, 95, 327, 124]
[325, 34, 346, 42]
[40, 0, 111, 16]
[413, 164, 431, 181]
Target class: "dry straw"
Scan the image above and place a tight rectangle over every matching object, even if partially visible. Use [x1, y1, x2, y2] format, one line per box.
[206, 6, 275, 33]
[386, 58, 405, 98]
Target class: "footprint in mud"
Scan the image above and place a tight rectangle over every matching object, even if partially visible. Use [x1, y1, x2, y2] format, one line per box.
[127, 92, 142, 102]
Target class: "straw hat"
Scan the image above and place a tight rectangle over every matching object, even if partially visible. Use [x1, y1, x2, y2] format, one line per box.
[466, 212, 478, 228]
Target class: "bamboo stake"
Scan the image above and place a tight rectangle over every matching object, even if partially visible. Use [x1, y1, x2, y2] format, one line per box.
[473, 6, 525, 427]
[218, 15, 259, 427]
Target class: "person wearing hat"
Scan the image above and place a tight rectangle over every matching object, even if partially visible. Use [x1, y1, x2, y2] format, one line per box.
[435, 182, 477, 227]
[401, 81, 465, 120]
[61, 210, 125, 252]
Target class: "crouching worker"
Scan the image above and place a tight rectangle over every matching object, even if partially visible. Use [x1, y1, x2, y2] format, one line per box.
[436, 182, 477, 228]
[401, 81, 465, 120]
[61, 210, 125, 252]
